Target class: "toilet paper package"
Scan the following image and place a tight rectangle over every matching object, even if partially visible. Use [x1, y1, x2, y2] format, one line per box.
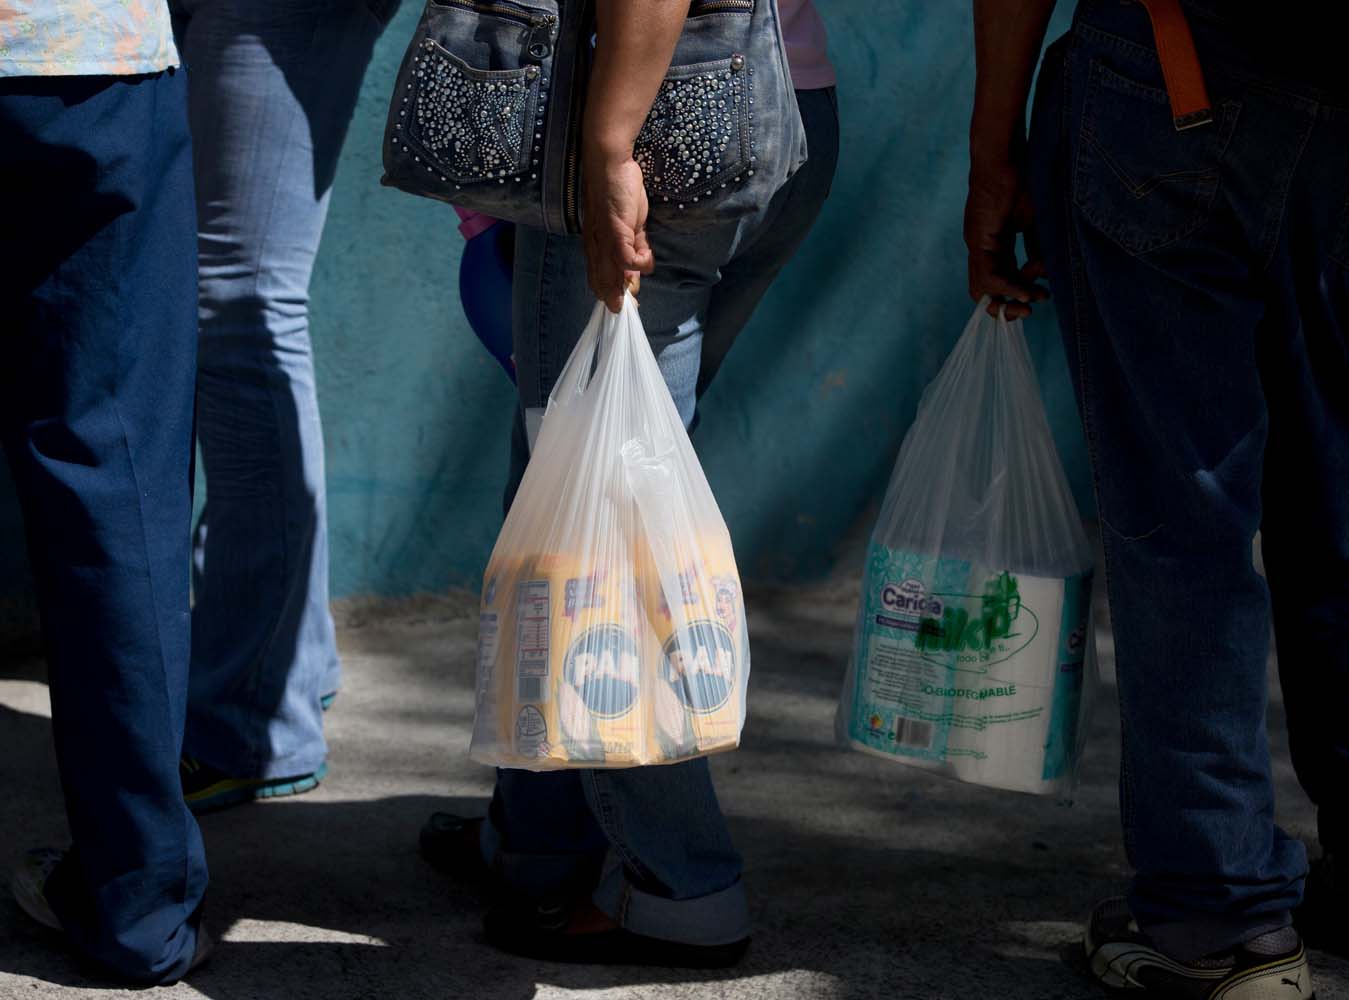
[843, 547, 1093, 794]
[471, 296, 750, 770]
[838, 302, 1096, 796]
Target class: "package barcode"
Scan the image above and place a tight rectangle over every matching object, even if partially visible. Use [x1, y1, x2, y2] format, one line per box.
[518, 676, 545, 702]
[895, 718, 934, 748]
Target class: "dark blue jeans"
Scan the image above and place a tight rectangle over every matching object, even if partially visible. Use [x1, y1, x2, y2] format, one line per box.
[0, 72, 207, 982]
[1030, 0, 1349, 961]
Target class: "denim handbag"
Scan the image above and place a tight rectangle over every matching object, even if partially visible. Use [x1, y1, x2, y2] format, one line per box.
[379, 0, 807, 235]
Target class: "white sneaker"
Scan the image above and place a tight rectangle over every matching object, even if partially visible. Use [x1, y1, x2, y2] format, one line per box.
[12, 848, 64, 931]
[12, 847, 213, 979]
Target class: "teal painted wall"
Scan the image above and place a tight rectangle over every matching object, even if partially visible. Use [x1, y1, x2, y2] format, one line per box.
[0, 2, 1087, 619]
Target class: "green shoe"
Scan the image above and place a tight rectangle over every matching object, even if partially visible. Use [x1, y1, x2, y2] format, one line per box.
[181, 756, 328, 814]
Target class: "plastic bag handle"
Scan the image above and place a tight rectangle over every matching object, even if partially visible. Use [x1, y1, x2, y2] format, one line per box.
[547, 301, 608, 409]
[549, 294, 641, 410]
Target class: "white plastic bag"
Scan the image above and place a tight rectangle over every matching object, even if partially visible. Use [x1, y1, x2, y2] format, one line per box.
[838, 301, 1096, 796]
[472, 294, 750, 770]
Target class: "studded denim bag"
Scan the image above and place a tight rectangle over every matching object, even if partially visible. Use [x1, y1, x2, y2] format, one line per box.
[380, 0, 807, 235]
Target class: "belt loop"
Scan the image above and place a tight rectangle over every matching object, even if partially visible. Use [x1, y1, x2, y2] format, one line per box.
[1138, 0, 1214, 130]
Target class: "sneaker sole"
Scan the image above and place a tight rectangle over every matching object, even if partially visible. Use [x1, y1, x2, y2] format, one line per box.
[1086, 929, 1316, 999]
[186, 762, 329, 815]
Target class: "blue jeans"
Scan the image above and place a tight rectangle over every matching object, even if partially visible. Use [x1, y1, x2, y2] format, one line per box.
[1030, 0, 1349, 960]
[172, 0, 397, 779]
[0, 71, 207, 983]
[486, 87, 839, 947]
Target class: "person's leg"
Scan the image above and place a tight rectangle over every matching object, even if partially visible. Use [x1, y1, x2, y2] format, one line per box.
[1260, 110, 1349, 890]
[696, 87, 840, 399]
[176, 0, 395, 785]
[0, 71, 207, 983]
[484, 223, 747, 945]
[1028, 11, 1309, 961]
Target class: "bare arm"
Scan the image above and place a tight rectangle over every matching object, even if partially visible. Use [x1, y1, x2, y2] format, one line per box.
[582, 0, 687, 312]
[964, 0, 1057, 318]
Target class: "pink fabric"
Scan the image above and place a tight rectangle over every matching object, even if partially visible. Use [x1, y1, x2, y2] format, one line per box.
[779, 0, 835, 91]
[454, 205, 499, 240]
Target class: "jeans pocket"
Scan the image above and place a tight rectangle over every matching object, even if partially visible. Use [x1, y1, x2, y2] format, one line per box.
[635, 55, 753, 209]
[1073, 56, 1239, 255]
[403, 37, 542, 184]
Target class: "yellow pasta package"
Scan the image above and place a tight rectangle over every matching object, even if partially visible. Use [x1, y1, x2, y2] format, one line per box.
[470, 296, 750, 771]
[641, 536, 748, 759]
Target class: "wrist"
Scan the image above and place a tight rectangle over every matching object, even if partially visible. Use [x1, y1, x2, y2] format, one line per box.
[583, 134, 636, 171]
[969, 104, 1026, 167]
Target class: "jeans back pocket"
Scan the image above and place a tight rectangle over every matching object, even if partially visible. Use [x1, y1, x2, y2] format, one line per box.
[1073, 57, 1238, 255]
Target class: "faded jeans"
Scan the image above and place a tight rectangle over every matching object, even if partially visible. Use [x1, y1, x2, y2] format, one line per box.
[172, 0, 398, 779]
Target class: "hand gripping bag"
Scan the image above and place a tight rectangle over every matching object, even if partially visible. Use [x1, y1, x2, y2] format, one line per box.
[472, 294, 750, 770]
[838, 301, 1096, 796]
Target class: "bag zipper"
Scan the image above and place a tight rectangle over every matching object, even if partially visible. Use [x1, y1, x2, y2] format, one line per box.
[561, 0, 593, 232]
[689, 0, 753, 13]
[432, 0, 554, 27]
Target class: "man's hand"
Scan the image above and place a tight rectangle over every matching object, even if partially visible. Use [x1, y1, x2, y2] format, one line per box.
[964, 152, 1047, 320]
[583, 153, 654, 313]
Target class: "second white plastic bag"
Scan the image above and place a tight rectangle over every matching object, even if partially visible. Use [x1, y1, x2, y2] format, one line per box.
[472, 294, 750, 770]
[838, 302, 1096, 796]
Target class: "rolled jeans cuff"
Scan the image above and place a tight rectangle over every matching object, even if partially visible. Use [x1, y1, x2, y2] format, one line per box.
[591, 865, 750, 947]
[480, 812, 598, 896]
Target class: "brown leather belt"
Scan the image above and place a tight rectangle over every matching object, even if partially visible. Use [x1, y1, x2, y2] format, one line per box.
[1138, 0, 1213, 130]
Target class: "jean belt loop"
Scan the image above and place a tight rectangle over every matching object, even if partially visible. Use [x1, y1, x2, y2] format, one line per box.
[1137, 0, 1215, 130]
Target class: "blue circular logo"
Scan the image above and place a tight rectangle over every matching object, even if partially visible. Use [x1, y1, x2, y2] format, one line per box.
[662, 620, 736, 714]
[564, 624, 640, 719]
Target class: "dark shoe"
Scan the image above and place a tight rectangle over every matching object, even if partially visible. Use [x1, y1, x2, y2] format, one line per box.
[1084, 897, 1314, 998]
[483, 896, 750, 969]
[1296, 853, 1344, 958]
[419, 813, 496, 889]
[181, 756, 328, 814]
[13, 848, 213, 979]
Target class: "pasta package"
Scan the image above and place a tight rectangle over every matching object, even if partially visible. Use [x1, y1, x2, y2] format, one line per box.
[470, 296, 750, 770]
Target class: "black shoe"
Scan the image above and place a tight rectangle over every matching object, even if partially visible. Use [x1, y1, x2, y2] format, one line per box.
[1084, 897, 1314, 998]
[482, 896, 750, 969]
[1296, 853, 1344, 958]
[419, 813, 495, 890]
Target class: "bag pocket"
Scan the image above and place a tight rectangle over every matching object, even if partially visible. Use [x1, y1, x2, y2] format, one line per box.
[403, 35, 543, 185]
[634, 55, 754, 210]
[1073, 57, 1238, 255]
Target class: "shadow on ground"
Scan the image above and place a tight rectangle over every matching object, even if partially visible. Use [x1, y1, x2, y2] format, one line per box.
[1, 583, 1345, 999]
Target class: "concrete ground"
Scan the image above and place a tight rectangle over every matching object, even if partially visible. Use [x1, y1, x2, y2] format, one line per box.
[1, 582, 1345, 1000]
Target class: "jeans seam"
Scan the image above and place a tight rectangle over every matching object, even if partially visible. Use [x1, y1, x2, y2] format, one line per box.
[1063, 36, 1137, 864]
[1256, 104, 1318, 273]
[582, 770, 659, 890]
